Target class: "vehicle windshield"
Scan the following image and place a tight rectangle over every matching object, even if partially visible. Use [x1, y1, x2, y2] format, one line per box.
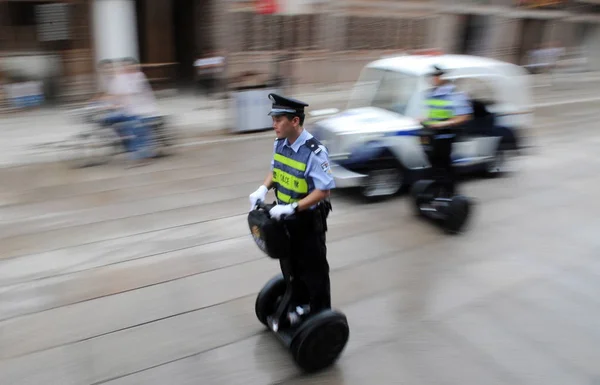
[347, 68, 419, 115]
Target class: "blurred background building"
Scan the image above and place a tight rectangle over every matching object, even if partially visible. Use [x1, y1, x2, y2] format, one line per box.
[1, 0, 600, 107]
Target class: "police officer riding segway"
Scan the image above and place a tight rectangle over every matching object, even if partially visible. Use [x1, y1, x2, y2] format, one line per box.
[247, 94, 349, 372]
[411, 65, 474, 234]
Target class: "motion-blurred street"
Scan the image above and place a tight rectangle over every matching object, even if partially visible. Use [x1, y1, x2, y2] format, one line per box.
[0, 77, 599, 384]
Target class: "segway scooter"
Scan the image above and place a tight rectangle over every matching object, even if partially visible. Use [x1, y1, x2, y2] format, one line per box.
[248, 201, 349, 373]
[411, 127, 473, 234]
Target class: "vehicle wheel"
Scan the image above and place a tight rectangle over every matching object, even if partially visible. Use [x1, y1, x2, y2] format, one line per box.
[410, 180, 435, 216]
[443, 195, 472, 234]
[485, 150, 506, 177]
[255, 274, 286, 327]
[360, 167, 404, 202]
[290, 310, 349, 373]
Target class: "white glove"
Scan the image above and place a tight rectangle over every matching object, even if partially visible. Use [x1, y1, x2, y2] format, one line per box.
[269, 204, 295, 220]
[249, 185, 269, 211]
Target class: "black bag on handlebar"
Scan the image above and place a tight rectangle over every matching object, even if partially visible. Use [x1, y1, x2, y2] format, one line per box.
[247, 203, 291, 260]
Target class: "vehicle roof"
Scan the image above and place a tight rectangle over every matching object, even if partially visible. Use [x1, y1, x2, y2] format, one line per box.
[368, 54, 523, 76]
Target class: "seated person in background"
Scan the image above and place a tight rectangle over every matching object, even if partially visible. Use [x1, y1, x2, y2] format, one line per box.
[107, 58, 159, 166]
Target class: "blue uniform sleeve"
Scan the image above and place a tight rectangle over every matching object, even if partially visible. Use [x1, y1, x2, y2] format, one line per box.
[451, 91, 473, 116]
[306, 145, 336, 190]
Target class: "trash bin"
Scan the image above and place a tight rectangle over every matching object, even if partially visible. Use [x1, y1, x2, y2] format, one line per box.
[229, 84, 282, 133]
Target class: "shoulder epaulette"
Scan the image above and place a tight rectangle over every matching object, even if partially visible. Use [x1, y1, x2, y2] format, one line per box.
[304, 137, 324, 155]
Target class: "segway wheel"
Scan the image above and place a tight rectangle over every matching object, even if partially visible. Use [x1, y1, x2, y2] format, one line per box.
[255, 274, 286, 326]
[290, 310, 350, 373]
[410, 180, 436, 216]
[443, 195, 472, 234]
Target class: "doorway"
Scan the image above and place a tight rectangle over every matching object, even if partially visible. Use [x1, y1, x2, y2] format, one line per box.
[135, 0, 199, 87]
[458, 14, 490, 56]
[173, 0, 196, 85]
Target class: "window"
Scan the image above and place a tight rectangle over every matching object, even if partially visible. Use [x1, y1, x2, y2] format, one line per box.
[230, 12, 319, 52]
[454, 77, 498, 104]
[348, 68, 419, 115]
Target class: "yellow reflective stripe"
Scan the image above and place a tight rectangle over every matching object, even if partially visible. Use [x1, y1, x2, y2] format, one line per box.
[273, 168, 308, 194]
[276, 190, 299, 203]
[273, 154, 307, 172]
[427, 99, 452, 107]
[428, 109, 453, 120]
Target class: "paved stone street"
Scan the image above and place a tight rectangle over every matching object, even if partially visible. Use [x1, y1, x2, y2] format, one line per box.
[0, 80, 599, 384]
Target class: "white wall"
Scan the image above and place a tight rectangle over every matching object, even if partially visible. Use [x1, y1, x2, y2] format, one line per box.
[92, 0, 140, 63]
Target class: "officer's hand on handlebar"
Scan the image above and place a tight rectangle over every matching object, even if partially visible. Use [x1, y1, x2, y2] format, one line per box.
[254, 199, 270, 212]
[269, 204, 295, 221]
[249, 185, 269, 211]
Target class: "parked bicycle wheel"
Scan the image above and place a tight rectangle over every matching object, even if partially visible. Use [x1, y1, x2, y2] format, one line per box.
[67, 127, 120, 168]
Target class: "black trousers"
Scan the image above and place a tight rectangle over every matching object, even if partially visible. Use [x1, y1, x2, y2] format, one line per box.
[282, 211, 331, 313]
[430, 136, 457, 195]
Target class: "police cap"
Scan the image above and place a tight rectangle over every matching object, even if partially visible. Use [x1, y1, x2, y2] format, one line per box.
[268, 93, 309, 116]
[428, 64, 446, 77]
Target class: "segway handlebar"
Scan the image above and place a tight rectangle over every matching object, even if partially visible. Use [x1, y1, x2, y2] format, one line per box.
[254, 200, 292, 221]
[254, 200, 270, 212]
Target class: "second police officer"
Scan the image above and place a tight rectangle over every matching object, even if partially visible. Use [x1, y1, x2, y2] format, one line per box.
[249, 93, 334, 322]
[421, 65, 473, 195]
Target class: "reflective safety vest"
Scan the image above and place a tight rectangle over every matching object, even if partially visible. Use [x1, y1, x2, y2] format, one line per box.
[423, 86, 455, 126]
[272, 138, 320, 204]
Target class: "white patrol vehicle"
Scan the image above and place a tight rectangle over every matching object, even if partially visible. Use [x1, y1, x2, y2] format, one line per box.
[306, 53, 534, 201]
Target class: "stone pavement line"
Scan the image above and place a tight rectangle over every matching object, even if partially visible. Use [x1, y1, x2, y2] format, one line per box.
[483, 291, 600, 378]
[0, 184, 592, 360]
[0, 167, 268, 220]
[0, 207, 596, 378]
[0, 233, 449, 357]
[99, 298, 516, 385]
[0, 229, 577, 384]
[7, 166, 584, 320]
[436, 289, 593, 385]
[0, 141, 582, 261]
[86, 251, 587, 385]
[0, 155, 580, 294]
[0, 145, 272, 202]
[0, 196, 394, 284]
[95, 216, 600, 385]
[0, 204, 408, 321]
[0, 179, 262, 239]
[280, 321, 516, 385]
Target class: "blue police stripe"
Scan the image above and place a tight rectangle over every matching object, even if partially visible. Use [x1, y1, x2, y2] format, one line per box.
[384, 129, 421, 137]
